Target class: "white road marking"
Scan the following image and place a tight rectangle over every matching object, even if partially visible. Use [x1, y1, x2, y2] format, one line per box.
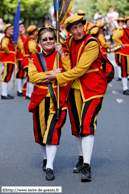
[108, 83, 113, 87]
[112, 91, 120, 94]
[116, 99, 124, 103]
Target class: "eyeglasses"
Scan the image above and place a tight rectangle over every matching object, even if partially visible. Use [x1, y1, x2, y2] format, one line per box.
[42, 37, 54, 42]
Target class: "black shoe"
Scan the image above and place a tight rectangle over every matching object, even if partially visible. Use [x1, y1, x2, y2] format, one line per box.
[25, 96, 31, 99]
[1, 94, 14, 99]
[81, 163, 91, 182]
[8, 94, 14, 99]
[17, 91, 23, 96]
[123, 89, 129, 95]
[73, 156, 83, 173]
[46, 168, 55, 181]
[42, 159, 47, 172]
[116, 78, 122, 81]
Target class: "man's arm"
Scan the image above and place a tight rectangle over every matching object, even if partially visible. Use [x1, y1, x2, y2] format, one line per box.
[56, 40, 99, 85]
[2, 37, 9, 54]
[112, 27, 123, 46]
[98, 34, 110, 48]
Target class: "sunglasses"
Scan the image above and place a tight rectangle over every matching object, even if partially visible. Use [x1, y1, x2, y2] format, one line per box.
[42, 37, 54, 42]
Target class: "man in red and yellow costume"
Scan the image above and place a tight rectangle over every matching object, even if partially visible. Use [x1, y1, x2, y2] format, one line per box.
[16, 21, 27, 96]
[113, 18, 124, 81]
[0, 24, 15, 99]
[96, 22, 110, 57]
[22, 25, 41, 99]
[112, 17, 129, 95]
[42, 15, 114, 182]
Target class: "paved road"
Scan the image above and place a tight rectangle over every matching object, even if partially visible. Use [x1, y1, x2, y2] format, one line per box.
[0, 53, 129, 194]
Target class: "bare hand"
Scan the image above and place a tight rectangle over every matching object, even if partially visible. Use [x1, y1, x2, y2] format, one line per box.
[121, 44, 125, 48]
[55, 43, 65, 58]
[40, 73, 56, 83]
[54, 68, 62, 74]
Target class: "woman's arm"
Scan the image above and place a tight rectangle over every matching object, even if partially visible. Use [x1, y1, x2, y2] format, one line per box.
[28, 57, 55, 83]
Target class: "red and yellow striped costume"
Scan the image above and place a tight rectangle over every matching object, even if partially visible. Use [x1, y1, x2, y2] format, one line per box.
[113, 27, 129, 77]
[97, 33, 110, 57]
[0, 34, 15, 82]
[16, 34, 27, 79]
[56, 33, 109, 137]
[28, 50, 69, 145]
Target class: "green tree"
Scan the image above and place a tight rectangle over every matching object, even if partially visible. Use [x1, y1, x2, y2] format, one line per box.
[73, 0, 129, 20]
[0, 0, 53, 26]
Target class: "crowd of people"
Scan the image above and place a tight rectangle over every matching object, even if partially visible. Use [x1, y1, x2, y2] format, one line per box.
[0, 7, 129, 182]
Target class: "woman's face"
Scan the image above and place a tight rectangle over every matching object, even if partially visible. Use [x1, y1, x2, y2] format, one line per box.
[39, 31, 55, 53]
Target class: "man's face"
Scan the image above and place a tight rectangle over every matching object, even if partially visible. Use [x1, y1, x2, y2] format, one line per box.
[6, 26, 13, 36]
[19, 24, 25, 34]
[118, 21, 124, 27]
[69, 22, 84, 40]
[126, 20, 129, 28]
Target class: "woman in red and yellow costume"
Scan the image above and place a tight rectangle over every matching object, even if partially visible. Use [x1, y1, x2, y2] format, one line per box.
[28, 27, 69, 181]
[0, 24, 15, 99]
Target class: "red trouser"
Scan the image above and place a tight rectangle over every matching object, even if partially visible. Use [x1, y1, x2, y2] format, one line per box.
[121, 55, 128, 77]
[1, 63, 14, 83]
[68, 88, 103, 137]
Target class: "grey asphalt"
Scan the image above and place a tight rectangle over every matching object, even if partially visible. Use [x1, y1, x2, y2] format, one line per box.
[0, 53, 129, 194]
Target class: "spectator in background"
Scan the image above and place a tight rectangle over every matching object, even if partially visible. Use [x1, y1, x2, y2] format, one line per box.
[0, 18, 5, 33]
[0, 18, 5, 42]
[107, 7, 119, 44]
[107, 7, 119, 28]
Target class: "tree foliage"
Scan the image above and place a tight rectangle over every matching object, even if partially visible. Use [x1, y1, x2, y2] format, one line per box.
[73, 0, 129, 20]
[0, 0, 129, 25]
[0, 0, 53, 24]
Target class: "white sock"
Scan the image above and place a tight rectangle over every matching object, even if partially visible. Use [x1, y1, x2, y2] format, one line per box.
[75, 136, 83, 156]
[122, 77, 128, 91]
[1, 82, 7, 96]
[118, 66, 122, 78]
[28, 82, 34, 97]
[82, 135, 94, 165]
[26, 81, 29, 97]
[40, 145, 47, 160]
[16, 78, 22, 93]
[22, 78, 27, 85]
[46, 145, 57, 170]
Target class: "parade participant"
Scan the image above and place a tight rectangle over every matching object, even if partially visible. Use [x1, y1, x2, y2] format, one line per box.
[112, 17, 129, 95]
[22, 25, 41, 99]
[90, 26, 100, 38]
[113, 18, 124, 81]
[16, 21, 27, 96]
[96, 22, 110, 57]
[41, 15, 114, 182]
[0, 24, 15, 99]
[28, 27, 69, 181]
[87, 23, 96, 34]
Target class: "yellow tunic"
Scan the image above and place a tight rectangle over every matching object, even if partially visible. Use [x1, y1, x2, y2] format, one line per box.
[56, 41, 99, 85]
[1, 38, 10, 54]
[17, 36, 25, 55]
[98, 33, 110, 48]
[28, 39, 39, 54]
[112, 27, 123, 46]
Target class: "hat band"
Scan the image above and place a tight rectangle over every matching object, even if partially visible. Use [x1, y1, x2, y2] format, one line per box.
[66, 19, 86, 30]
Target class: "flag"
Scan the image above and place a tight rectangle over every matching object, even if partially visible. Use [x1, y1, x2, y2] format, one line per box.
[12, 0, 20, 44]
[53, 0, 73, 25]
